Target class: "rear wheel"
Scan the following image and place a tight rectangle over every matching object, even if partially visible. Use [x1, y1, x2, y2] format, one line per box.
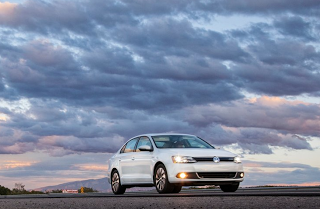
[220, 182, 239, 192]
[111, 170, 126, 195]
[154, 164, 174, 193]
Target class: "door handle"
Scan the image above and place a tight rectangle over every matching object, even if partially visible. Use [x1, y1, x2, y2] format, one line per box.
[131, 157, 135, 160]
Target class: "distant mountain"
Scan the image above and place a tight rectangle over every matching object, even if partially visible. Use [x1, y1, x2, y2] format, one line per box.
[35, 178, 111, 192]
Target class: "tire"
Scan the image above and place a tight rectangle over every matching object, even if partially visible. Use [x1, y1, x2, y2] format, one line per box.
[220, 183, 239, 192]
[172, 185, 182, 193]
[154, 164, 174, 193]
[111, 170, 126, 195]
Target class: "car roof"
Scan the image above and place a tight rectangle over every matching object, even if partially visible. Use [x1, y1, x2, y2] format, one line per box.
[131, 133, 196, 139]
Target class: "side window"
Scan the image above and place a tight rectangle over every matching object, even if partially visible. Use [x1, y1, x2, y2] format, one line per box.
[135, 136, 152, 152]
[120, 144, 126, 153]
[122, 138, 139, 153]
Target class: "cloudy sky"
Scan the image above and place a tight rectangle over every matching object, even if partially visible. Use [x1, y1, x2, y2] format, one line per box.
[0, 0, 320, 190]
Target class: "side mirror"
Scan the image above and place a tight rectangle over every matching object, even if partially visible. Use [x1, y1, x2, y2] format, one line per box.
[138, 145, 153, 152]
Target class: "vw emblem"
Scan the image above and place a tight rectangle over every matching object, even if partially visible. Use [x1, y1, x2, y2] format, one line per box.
[213, 156, 220, 163]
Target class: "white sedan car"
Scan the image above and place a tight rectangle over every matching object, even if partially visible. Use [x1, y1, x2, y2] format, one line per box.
[107, 133, 244, 194]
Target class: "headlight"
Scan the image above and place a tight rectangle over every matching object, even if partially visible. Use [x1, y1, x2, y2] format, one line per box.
[172, 156, 196, 163]
[234, 156, 242, 164]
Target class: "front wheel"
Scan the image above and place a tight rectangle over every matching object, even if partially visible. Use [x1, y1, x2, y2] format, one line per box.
[111, 170, 126, 195]
[154, 164, 174, 193]
[220, 183, 239, 192]
[172, 185, 182, 193]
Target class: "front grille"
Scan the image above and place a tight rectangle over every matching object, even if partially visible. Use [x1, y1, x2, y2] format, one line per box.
[197, 172, 236, 178]
[193, 157, 234, 162]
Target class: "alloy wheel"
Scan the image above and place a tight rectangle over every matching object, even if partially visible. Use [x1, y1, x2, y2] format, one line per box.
[155, 167, 166, 191]
[112, 172, 120, 192]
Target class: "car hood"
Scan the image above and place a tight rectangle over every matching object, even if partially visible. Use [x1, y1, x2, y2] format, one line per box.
[162, 148, 236, 157]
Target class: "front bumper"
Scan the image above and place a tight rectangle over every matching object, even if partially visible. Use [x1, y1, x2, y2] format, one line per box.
[167, 161, 244, 185]
[176, 171, 244, 179]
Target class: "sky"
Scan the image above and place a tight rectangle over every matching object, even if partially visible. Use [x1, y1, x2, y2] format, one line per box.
[0, 0, 320, 190]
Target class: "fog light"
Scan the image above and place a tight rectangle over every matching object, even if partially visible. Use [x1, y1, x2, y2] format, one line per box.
[177, 172, 187, 178]
[240, 172, 244, 178]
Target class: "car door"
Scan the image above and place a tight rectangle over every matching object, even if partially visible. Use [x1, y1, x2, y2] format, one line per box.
[118, 138, 139, 184]
[130, 136, 154, 184]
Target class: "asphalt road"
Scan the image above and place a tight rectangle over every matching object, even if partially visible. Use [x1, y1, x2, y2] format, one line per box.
[1, 187, 319, 209]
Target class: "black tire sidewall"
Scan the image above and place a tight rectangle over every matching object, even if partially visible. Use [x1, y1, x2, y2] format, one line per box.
[154, 164, 173, 193]
[220, 183, 239, 192]
[172, 185, 182, 193]
[111, 170, 125, 194]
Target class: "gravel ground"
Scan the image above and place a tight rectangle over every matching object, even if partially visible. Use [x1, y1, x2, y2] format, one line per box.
[0, 196, 319, 209]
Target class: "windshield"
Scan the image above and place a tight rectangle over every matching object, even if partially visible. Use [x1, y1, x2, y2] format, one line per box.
[152, 135, 214, 149]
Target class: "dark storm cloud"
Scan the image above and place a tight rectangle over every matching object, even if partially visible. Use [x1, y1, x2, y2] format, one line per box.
[1, 103, 104, 138]
[1, 96, 314, 155]
[1, 1, 319, 104]
[199, 125, 312, 154]
[0, 100, 125, 154]
[249, 39, 318, 66]
[184, 97, 320, 136]
[235, 63, 320, 96]
[112, 18, 248, 62]
[182, 96, 318, 153]
[2, 0, 319, 38]
[195, 0, 320, 16]
[23, 40, 75, 68]
[0, 0, 320, 157]
[0, 0, 180, 36]
[238, 129, 312, 153]
[234, 63, 320, 96]
[0, 0, 95, 35]
[273, 16, 316, 41]
[0, 77, 5, 92]
[1, 38, 242, 110]
[229, 21, 320, 96]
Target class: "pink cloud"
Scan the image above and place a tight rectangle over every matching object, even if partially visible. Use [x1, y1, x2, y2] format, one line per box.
[0, 2, 16, 15]
[0, 113, 8, 121]
[243, 162, 262, 167]
[0, 160, 36, 170]
[0, 2, 18, 25]
[0, 142, 35, 154]
[72, 164, 109, 172]
[267, 182, 320, 187]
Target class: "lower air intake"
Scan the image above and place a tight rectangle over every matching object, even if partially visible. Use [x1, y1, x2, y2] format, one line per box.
[197, 172, 236, 178]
